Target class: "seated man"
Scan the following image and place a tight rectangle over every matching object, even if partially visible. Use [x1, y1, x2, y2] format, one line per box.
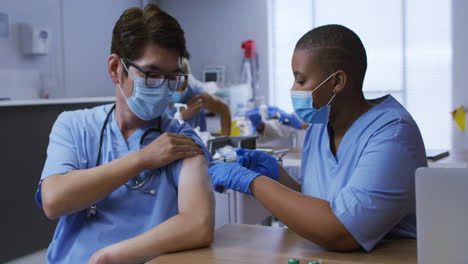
[35, 5, 214, 263]
[167, 57, 231, 136]
[209, 24, 427, 252]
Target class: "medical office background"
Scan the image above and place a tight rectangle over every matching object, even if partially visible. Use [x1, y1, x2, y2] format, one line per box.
[1, 0, 467, 153]
[0, 0, 467, 261]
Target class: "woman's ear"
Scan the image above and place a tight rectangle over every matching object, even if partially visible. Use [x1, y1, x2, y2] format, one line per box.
[332, 70, 347, 94]
[108, 54, 121, 84]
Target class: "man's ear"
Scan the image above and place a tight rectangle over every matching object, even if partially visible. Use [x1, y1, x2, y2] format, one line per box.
[108, 54, 122, 84]
[332, 70, 347, 94]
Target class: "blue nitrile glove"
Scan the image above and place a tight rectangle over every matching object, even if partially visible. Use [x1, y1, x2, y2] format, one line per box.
[236, 148, 279, 181]
[267, 106, 282, 119]
[267, 106, 302, 129]
[246, 107, 263, 128]
[278, 111, 303, 129]
[209, 162, 261, 194]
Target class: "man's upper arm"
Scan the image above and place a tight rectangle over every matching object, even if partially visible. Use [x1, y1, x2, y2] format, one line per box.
[41, 112, 80, 180]
[37, 112, 79, 207]
[177, 155, 214, 216]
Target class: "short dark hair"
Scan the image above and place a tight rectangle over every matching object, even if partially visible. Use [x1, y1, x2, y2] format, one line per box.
[111, 4, 187, 64]
[295, 24, 367, 87]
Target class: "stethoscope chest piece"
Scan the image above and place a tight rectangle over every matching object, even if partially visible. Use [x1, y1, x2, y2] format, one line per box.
[87, 205, 97, 218]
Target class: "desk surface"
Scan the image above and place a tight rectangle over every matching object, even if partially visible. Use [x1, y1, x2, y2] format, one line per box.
[148, 224, 416, 264]
[278, 147, 468, 169]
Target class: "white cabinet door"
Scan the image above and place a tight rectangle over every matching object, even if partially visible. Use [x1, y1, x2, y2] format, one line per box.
[215, 190, 271, 229]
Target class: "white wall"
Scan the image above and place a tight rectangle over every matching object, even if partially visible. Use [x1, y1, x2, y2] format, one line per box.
[0, 0, 140, 99]
[159, 0, 270, 102]
[406, 0, 452, 150]
[269, 0, 312, 112]
[62, 0, 139, 98]
[0, 0, 64, 99]
[452, 0, 468, 157]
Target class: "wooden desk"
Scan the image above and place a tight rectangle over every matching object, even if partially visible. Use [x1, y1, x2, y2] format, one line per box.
[148, 224, 416, 264]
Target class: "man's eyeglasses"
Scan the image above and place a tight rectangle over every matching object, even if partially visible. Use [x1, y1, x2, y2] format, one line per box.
[122, 58, 187, 90]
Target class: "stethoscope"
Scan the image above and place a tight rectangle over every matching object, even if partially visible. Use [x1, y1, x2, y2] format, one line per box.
[87, 104, 161, 218]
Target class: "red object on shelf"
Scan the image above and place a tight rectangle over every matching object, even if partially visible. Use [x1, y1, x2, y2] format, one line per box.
[241, 40, 256, 58]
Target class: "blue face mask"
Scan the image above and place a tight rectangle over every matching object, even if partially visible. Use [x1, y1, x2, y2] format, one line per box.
[120, 60, 174, 120]
[171, 86, 189, 103]
[290, 72, 337, 124]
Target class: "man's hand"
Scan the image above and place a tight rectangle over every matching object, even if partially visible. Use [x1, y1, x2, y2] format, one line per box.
[181, 94, 203, 120]
[139, 133, 203, 170]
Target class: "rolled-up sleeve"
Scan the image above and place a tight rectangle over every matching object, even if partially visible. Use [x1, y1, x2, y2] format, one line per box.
[36, 112, 79, 207]
[330, 121, 422, 251]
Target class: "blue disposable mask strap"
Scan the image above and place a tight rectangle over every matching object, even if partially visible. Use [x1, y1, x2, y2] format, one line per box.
[326, 92, 336, 106]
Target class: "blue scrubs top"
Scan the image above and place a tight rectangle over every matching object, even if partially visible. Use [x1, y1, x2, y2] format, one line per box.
[301, 95, 427, 251]
[166, 84, 207, 131]
[36, 104, 210, 264]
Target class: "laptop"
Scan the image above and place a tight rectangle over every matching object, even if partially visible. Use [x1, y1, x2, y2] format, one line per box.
[415, 168, 468, 264]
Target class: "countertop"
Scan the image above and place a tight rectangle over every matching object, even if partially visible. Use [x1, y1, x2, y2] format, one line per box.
[0, 96, 115, 107]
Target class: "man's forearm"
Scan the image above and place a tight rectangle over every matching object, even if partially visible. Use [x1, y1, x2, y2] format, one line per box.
[41, 151, 146, 219]
[97, 212, 214, 264]
[250, 176, 359, 251]
[220, 105, 231, 136]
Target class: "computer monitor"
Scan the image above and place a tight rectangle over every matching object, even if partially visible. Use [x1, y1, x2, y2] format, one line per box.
[415, 167, 468, 263]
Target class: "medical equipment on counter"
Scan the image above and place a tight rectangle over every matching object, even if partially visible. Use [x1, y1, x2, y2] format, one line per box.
[203, 65, 226, 87]
[194, 126, 215, 146]
[256, 148, 290, 165]
[211, 145, 237, 164]
[88, 104, 162, 218]
[207, 136, 256, 156]
[174, 103, 187, 124]
[231, 103, 252, 136]
[241, 40, 259, 101]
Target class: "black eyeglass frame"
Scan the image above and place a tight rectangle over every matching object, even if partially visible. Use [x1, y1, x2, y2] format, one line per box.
[123, 58, 188, 90]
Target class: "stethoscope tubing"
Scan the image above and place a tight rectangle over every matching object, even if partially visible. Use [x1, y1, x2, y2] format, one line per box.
[88, 104, 161, 218]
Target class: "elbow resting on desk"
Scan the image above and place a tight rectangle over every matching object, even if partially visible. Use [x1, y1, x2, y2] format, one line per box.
[305, 229, 360, 252]
[179, 211, 214, 247]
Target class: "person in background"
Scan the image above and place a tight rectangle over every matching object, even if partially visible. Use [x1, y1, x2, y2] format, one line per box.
[246, 105, 308, 146]
[36, 5, 214, 264]
[167, 57, 231, 136]
[209, 24, 427, 252]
